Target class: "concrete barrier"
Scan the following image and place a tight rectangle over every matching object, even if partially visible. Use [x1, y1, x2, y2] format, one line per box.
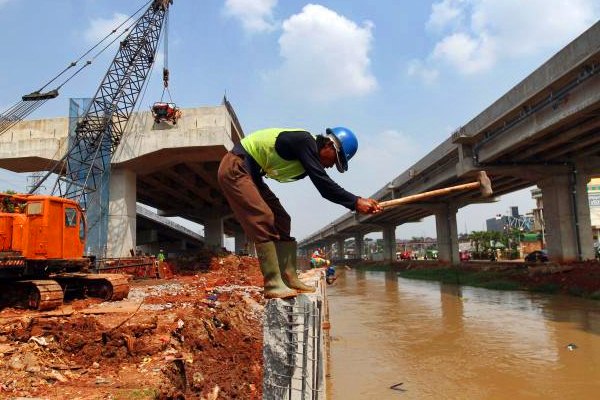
[263, 270, 327, 399]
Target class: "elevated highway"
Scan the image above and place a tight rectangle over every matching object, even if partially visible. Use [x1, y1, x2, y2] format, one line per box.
[299, 21, 600, 264]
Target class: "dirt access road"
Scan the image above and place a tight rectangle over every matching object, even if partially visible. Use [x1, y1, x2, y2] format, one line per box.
[0, 254, 265, 400]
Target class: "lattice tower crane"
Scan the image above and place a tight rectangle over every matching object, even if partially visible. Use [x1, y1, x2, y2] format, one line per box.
[29, 0, 173, 211]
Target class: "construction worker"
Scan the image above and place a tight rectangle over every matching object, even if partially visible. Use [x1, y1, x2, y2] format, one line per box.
[218, 127, 382, 299]
[325, 264, 337, 285]
[157, 249, 165, 262]
[310, 248, 330, 269]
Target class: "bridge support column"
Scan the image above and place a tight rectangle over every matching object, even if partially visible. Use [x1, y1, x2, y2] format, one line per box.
[336, 239, 345, 260]
[539, 170, 594, 262]
[382, 225, 396, 262]
[354, 235, 364, 259]
[234, 229, 247, 254]
[107, 168, 136, 257]
[435, 204, 459, 265]
[204, 217, 224, 250]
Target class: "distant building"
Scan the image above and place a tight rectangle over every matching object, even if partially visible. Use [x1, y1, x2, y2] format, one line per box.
[589, 178, 600, 244]
[486, 207, 533, 233]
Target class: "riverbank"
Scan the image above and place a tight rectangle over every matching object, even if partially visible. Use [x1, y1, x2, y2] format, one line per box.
[350, 260, 600, 300]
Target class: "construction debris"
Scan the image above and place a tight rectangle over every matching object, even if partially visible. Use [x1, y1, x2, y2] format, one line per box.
[0, 251, 265, 399]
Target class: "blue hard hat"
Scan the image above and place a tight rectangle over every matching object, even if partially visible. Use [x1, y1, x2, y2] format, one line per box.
[325, 126, 358, 173]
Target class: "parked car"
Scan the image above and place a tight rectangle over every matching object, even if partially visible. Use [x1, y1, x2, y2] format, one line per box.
[397, 251, 412, 261]
[459, 250, 471, 262]
[525, 250, 549, 262]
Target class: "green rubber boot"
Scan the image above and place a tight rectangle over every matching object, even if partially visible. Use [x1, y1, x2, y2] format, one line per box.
[256, 241, 297, 299]
[276, 241, 316, 293]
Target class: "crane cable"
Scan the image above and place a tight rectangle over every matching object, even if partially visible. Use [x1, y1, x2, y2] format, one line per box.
[160, 8, 172, 103]
[38, 0, 153, 94]
[0, 1, 153, 136]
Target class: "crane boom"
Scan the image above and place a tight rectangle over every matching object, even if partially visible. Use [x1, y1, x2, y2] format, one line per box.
[30, 0, 173, 211]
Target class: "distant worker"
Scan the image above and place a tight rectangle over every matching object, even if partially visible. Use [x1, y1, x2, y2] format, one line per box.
[310, 248, 330, 269]
[325, 265, 337, 285]
[157, 249, 165, 262]
[218, 127, 382, 299]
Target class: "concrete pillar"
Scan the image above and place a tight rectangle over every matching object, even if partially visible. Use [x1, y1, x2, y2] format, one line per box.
[539, 170, 595, 262]
[234, 229, 247, 254]
[107, 168, 136, 257]
[382, 225, 396, 262]
[204, 217, 224, 250]
[354, 235, 364, 259]
[336, 238, 345, 259]
[435, 204, 459, 265]
[575, 167, 595, 260]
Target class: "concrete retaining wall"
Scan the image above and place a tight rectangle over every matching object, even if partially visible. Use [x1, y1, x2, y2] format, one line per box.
[263, 270, 328, 399]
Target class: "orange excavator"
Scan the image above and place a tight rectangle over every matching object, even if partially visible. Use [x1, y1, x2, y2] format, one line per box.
[0, 0, 173, 310]
[0, 194, 129, 310]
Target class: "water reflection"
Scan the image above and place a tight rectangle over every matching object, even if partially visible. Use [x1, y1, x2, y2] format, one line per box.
[327, 269, 600, 400]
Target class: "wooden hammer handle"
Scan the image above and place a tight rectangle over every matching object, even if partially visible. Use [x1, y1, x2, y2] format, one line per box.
[379, 182, 480, 209]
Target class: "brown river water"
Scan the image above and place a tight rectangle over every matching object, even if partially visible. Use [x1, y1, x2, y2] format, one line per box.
[326, 269, 600, 400]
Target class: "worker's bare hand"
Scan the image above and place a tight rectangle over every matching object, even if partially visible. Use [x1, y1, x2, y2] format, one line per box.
[355, 197, 382, 214]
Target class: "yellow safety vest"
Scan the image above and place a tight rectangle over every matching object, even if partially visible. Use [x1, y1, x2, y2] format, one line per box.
[241, 128, 312, 183]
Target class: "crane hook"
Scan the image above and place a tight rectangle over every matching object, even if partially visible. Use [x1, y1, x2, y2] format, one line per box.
[163, 67, 169, 88]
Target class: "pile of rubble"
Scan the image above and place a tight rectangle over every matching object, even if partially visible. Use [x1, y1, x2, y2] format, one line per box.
[0, 253, 265, 399]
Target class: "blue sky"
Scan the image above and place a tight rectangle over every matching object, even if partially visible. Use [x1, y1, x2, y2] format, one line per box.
[1, 0, 599, 242]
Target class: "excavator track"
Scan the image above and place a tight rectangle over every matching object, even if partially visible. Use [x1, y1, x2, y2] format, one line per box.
[16, 280, 64, 311]
[52, 273, 130, 301]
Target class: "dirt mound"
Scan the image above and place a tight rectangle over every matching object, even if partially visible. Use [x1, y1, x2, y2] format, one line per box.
[0, 253, 266, 399]
[516, 260, 600, 296]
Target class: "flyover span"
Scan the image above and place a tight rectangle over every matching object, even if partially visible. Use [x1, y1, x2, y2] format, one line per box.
[0, 102, 249, 257]
[299, 21, 600, 265]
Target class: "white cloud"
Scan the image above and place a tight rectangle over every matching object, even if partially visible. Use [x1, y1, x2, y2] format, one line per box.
[432, 31, 496, 74]
[426, 0, 465, 32]
[347, 129, 423, 194]
[268, 4, 377, 102]
[223, 0, 277, 33]
[407, 59, 439, 84]
[411, 0, 600, 78]
[84, 12, 129, 44]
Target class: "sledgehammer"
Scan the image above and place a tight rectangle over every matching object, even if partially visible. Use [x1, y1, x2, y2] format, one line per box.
[379, 171, 492, 210]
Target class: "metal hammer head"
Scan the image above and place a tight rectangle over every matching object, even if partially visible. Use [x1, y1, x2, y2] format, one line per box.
[478, 171, 493, 197]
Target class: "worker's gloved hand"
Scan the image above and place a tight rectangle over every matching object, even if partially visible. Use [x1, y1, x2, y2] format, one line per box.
[355, 197, 382, 214]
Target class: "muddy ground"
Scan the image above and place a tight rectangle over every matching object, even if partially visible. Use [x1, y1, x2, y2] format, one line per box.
[0, 253, 265, 400]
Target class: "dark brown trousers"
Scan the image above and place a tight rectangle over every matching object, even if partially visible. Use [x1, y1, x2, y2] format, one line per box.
[217, 152, 292, 243]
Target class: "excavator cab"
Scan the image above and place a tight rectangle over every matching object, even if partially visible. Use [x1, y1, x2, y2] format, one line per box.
[151, 102, 181, 125]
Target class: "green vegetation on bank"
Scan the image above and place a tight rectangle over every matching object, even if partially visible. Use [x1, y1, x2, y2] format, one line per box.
[347, 263, 600, 299]
[397, 267, 521, 291]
